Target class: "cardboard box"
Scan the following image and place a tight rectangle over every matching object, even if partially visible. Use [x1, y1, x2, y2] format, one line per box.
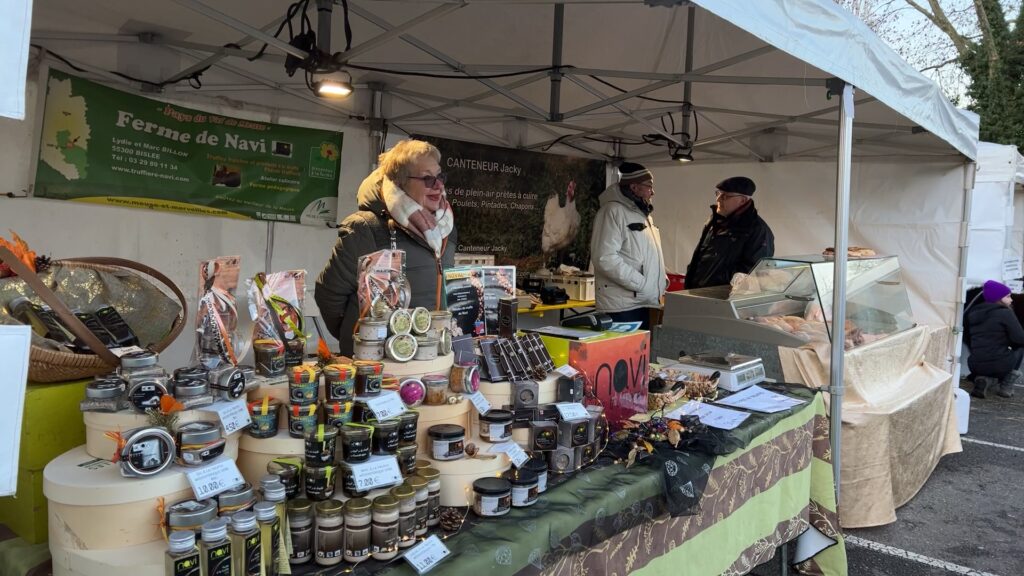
[539, 331, 650, 427]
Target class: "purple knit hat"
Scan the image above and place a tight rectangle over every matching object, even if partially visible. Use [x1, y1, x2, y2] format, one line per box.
[983, 280, 1011, 303]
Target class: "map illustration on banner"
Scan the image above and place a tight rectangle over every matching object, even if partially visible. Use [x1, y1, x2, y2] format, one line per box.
[419, 136, 606, 271]
[34, 69, 342, 225]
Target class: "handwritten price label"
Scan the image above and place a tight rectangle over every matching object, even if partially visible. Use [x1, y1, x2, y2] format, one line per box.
[204, 400, 251, 435]
[186, 458, 244, 500]
[405, 535, 451, 574]
[350, 455, 402, 491]
[555, 402, 589, 421]
[366, 391, 406, 421]
[467, 392, 491, 415]
[490, 441, 529, 468]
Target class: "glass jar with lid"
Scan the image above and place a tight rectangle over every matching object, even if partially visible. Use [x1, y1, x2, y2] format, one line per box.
[314, 499, 344, 566]
[371, 495, 400, 561]
[343, 498, 372, 563]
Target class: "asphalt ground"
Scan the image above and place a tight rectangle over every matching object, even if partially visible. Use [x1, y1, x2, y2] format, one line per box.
[752, 380, 1023, 576]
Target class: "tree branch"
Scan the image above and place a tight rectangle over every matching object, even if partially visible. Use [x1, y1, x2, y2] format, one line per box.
[920, 57, 959, 72]
[972, 0, 1001, 78]
[903, 0, 971, 57]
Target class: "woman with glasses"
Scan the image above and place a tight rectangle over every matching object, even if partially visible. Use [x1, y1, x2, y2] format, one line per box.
[315, 139, 457, 355]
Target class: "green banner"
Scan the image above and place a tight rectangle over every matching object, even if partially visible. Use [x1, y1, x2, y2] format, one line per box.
[34, 69, 341, 225]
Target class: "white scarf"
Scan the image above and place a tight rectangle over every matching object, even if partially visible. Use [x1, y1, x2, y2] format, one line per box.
[381, 176, 455, 256]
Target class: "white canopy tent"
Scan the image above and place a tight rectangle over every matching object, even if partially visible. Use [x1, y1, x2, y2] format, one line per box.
[17, 0, 980, 499]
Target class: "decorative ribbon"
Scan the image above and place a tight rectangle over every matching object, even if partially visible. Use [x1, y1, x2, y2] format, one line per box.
[105, 429, 126, 463]
[156, 497, 168, 541]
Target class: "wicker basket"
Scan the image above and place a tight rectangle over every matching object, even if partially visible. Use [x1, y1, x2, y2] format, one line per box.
[0, 247, 187, 383]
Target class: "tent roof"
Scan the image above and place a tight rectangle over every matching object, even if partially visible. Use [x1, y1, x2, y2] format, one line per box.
[30, 0, 978, 164]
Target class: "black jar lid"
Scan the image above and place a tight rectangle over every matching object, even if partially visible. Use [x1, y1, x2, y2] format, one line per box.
[473, 477, 512, 496]
[428, 424, 464, 439]
[481, 409, 514, 423]
[523, 456, 548, 474]
[503, 468, 539, 486]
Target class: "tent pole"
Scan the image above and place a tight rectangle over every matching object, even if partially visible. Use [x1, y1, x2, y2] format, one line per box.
[829, 80, 854, 503]
[549, 4, 564, 122]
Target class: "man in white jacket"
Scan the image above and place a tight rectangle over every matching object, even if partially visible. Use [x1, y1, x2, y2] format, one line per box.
[590, 162, 667, 329]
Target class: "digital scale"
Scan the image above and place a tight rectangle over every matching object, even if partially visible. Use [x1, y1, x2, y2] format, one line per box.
[675, 352, 766, 392]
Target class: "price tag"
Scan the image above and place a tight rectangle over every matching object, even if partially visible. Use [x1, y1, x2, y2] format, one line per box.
[350, 455, 402, 491]
[555, 364, 579, 378]
[186, 458, 244, 501]
[556, 402, 589, 421]
[467, 391, 491, 415]
[491, 441, 529, 468]
[405, 535, 451, 574]
[203, 400, 252, 436]
[366, 391, 406, 421]
[109, 345, 146, 358]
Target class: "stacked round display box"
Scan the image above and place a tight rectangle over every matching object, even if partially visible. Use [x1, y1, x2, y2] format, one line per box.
[44, 352, 258, 576]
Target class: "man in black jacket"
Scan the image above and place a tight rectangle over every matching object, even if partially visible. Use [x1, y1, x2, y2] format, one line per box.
[685, 176, 774, 290]
[965, 280, 1024, 398]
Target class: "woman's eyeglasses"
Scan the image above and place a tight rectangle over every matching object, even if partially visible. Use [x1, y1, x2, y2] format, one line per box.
[408, 173, 447, 189]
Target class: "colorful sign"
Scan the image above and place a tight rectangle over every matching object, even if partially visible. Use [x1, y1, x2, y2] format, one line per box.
[34, 69, 342, 225]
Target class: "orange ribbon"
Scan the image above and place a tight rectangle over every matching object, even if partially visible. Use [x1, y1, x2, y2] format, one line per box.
[105, 429, 126, 463]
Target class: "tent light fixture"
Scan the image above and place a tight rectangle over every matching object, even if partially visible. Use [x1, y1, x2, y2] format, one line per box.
[670, 144, 694, 163]
[311, 70, 353, 99]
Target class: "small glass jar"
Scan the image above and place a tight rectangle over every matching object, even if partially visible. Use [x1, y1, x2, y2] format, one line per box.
[428, 424, 465, 461]
[343, 498, 372, 563]
[253, 339, 286, 377]
[370, 419, 400, 455]
[388, 309, 413, 335]
[450, 362, 480, 394]
[314, 499, 344, 566]
[247, 398, 281, 439]
[283, 337, 305, 367]
[419, 467, 442, 526]
[288, 499, 314, 564]
[413, 337, 440, 361]
[472, 477, 512, 517]
[405, 475, 429, 536]
[428, 310, 452, 337]
[386, 334, 417, 363]
[353, 363, 383, 396]
[350, 400, 373, 424]
[289, 366, 320, 405]
[267, 460, 302, 500]
[423, 374, 448, 406]
[80, 376, 128, 413]
[398, 378, 426, 408]
[479, 409, 514, 443]
[339, 425, 371, 463]
[304, 424, 338, 465]
[171, 378, 214, 410]
[396, 444, 418, 477]
[323, 364, 355, 402]
[357, 318, 389, 341]
[304, 464, 337, 502]
[390, 484, 417, 549]
[338, 461, 369, 499]
[176, 422, 225, 467]
[397, 411, 419, 446]
[216, 483, 257, 516]
[371, 495, 400, 561]
[287, 403, 319, 438]
[324, 401, 353, 428]
[503, 468, 539, 507]
[524, 456, 549, 493]
[353, 336, 385, 361]
[165, 498, 218, 539]
[410, 307, 432, 335]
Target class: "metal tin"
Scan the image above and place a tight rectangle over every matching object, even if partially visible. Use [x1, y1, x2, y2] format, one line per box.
[439, 328, 452, 356]
[353, 336, 385, 361]
[179, 439, 226, 467]
[385, 334, 417, 363]
[85, 379, 124, 399]
[479, 409, 514, 443]
[410, 307, 432, 335]
[119, 427, 175, 477]
[398, 378, 426, 408]
[388, 309, 413, 335]
[174, 366, 209, 381]
[172, 378, 209, 397]
[357, 319, 389, 341]
[217, 483, 257, 514]
[178, 421, 221, 445]
[126, 378, 168, 412]
[211, 366, 247, 400]
[166, 498, 218, 534]
[413, 337, 439, 361]
[120, 350, 158, 369]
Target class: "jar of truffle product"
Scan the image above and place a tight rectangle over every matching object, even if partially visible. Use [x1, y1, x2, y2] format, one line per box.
[253, 339, 286, 377]
[339, 425, 372, 463]
[428, 424, 465, 461]
[353, 362, 383, 397]
[303, 464, 337, 502]
[422, 374, 448, 406]
[418, 467, 442, 526]
[216, 482, 257, 516]
[324, 401, 353, 428]
[79, 376, 128, 413]
[323, 364, 355, 402]
[397, 411, 419, 446]
[287, 499, 314, 564]
[405, 475, 429, 536]
[396, 445, 418, 477]
[479, 409, 514, 443]
[390, 483, 417, 549]
[287, 403, 319, 438]
[165, 498, 218, 538]
[410, 307, 432, 336]
[304, 424, 338, 465]
[338, 461, 369, 499]
[247, 398, 281, 439]
[350, 399, 373, 424]
[314, 499, 344, 566]
[428, 310, 452, 338]
[472, 477, 512, 517]
[449, 362, 480, 394]
[385, 334, 418, 363]
[267, 459, 302, 500]
[171, 378, 214, 410]
[369, 419, 400, 455]
[343, 498, 372, 563]
[523, 456, 550, 493]
[413, 336, 439, 361]
[388, 309, 413, 335]
[288, 366, 319, 405]
[503, 468, 540, 507]
[371, 495, 400, 561]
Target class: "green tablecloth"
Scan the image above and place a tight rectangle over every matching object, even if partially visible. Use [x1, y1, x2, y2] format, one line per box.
[376, 390, 846, 576]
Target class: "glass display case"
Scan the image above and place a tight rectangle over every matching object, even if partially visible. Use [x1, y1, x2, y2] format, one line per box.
[662, 255, 916, 349]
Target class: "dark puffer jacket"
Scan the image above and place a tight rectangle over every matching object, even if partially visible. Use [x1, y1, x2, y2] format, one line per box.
[965, 301, 1024, 377]
[315, 173, 457, 355]
[685, 202, 774, 290]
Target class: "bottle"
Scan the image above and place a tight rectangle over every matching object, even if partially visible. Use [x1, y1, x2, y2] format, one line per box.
[199, 518, 232, 576]
[165, 530, 201, 576]
[262, 482, 292, 576]
[230, 511, 261, 576]
[8, 297, 74, 344]
[255, 502, 280, 576]
[287, 499, 314, 564]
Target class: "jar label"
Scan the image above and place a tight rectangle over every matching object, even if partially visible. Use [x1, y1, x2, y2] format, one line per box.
[431, 438, 464, 460]
[171, 551, 200, 576]
[288, 414, 318, 438]
[304, 472, 336, 501]
[511, 484, 539, 507]
[249, 412, 279, 439]
[129, 384, 164, 411]
[327, 380, 353, 401]
[371, 519, 399, 554]
[476, 494, 511, 517]
[375, 428, 400, 454]
[399, 421, 418, 443]
[427, 492, 440, 522]
[344, 525, 370, 559]
[304, 436, 337, 465]
[205, 543, 232, 576]
[289, 382, 318, 404]
[243, 533, 262, 576]
[343, 437, 371, 462]
[398, 510, 416, 544]
[487, 422, 512, 442]
[415, 503, 427, 532]
[290, 525, 313, 560]
[315, 524, 344, 560]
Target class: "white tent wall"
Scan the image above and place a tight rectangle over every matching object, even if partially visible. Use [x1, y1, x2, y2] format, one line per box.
[651, 159, 970, 348]
[0, 76, 372, 369]
[967, 142, 1024, 287]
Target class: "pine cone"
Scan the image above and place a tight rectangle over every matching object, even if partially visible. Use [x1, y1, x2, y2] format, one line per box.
[439, 507, 463, 532]
[34, 254, 53, 273]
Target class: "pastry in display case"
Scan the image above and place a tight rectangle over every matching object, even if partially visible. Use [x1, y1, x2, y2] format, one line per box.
[663, 254, 916, 349]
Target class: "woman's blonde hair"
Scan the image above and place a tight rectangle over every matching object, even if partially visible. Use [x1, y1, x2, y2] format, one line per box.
[378, 139, 441, 183]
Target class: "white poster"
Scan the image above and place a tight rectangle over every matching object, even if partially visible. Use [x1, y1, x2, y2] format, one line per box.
[0, 0, 32, 119]
[0, 325, 31, 496]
